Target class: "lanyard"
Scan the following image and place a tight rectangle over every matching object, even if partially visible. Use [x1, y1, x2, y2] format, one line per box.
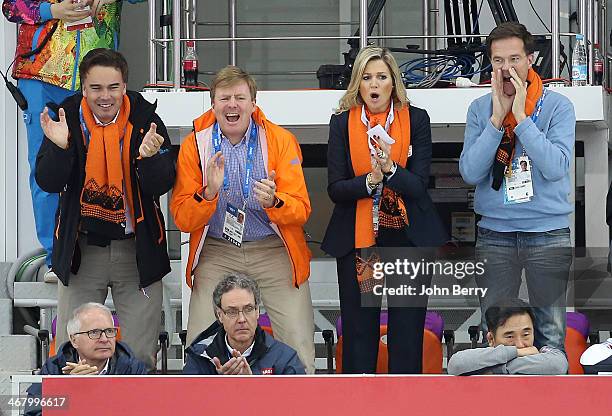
[372, 186, 382, 237]
[530, 88, 546, 123]
[79, 105, 126, 149]
[212, 119, 258, 201]
[79, 106, 91, 148]
[518, 89, 546, 158]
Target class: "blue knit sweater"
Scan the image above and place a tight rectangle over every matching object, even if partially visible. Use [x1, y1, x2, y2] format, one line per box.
[459, 90, 575, 232]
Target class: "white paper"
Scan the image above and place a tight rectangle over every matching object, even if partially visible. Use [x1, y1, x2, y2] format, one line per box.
[366, 124, 395, 144]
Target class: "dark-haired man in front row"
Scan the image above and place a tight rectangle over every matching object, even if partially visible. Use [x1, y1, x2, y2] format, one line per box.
[36, 48, 175, 369]
[447, 299, 568, 375]
[183, 274, 305, 375]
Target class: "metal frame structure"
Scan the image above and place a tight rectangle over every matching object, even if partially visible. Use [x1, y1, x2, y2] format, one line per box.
[146, 0, 608, 89]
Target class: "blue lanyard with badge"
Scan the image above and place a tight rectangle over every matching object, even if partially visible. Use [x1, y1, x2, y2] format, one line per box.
[213, 119, 258, 247]
[503, 89, 545, 205]
[363, 107, 392, 238]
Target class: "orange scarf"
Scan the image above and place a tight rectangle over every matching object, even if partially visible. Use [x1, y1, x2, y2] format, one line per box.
[492, 68, 543, 190]
[349, 104, 410, 248]
[80, 96, 135, 229]
[364, 105, 389, 129]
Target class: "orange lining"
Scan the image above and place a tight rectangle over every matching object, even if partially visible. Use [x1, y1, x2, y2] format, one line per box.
[154, 206, 164, 244]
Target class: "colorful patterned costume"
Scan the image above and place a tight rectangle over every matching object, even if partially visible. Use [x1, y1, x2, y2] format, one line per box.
[2, 0, 139, 89]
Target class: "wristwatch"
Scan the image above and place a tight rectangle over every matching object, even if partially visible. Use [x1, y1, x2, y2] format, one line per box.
[383, 162, 397, 180]
[366, 173, 379, 193]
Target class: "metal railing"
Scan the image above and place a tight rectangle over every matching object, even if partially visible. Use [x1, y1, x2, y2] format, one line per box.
[147, 0, 608, 90]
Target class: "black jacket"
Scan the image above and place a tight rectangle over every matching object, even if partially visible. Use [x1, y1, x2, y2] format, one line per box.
[24, 341, 147, 416]
[321, 105, 448, 258]
[35, 91, 175, 288]
[183, 321, 306, 375]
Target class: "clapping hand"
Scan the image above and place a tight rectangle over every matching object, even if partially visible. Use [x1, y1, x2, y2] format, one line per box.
[372, 136, 393, 174]
[253, 171, 277, 209]
[139, 123, 164, 158]
[212, 350, 252, 375]
[203, 152, 225, 201]
[40, 107, 69, 150]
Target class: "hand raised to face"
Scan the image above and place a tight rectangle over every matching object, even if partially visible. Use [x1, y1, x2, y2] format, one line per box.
[490, 69, 514, 129]
[508, 67, 528, 123]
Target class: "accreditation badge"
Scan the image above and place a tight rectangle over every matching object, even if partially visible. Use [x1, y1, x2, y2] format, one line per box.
[503, 155, 534, 205]
[222, 203, 246, 247]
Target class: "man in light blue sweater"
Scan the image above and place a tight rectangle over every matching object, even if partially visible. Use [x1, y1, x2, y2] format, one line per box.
[459, 22, 574, 351]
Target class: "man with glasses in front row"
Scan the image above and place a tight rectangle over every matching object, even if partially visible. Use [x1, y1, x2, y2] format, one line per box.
[25, 303, 146, 415]
[183, 274, 305, 375]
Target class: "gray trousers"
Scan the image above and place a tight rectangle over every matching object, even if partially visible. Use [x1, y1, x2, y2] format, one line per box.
[54, 237, 162, 369]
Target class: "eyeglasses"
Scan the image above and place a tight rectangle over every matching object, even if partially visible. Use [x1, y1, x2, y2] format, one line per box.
[219, 304, 257, 319]
[73, 327, 118, 340]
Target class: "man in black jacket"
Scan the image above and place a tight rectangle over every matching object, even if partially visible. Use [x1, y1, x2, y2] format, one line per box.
[183, 274, 305, 375]
[35, 49, 175, 369]
[24, 303, 147, 416]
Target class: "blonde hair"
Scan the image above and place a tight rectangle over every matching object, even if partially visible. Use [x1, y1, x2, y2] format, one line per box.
[210, 65, 258, 102]
[336, 46, 408, 114]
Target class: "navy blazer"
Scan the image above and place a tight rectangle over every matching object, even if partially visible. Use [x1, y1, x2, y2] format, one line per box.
[321, 105, 448, 259]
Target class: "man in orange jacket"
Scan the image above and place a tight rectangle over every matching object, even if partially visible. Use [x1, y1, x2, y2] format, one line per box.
[171, 66, 314, 373]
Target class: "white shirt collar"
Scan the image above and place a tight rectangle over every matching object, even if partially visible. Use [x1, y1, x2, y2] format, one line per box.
[93, 110, 120, 127]
[225, 334, 255, 358]
[98, 358, 110, 375]
[360, 100, 394, 130]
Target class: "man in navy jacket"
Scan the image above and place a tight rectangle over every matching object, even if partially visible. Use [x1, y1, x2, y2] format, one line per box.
[183, 274, 305, 375]
[25, 303, 147, 416]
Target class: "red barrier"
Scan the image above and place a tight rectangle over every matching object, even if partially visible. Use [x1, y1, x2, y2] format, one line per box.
[41, 375, 612, 415]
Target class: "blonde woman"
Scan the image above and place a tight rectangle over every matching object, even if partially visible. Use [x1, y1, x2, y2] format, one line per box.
[321, 46, 447, 374]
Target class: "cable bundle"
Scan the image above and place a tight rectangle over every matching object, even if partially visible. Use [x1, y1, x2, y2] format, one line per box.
[400, 53, 491, 88]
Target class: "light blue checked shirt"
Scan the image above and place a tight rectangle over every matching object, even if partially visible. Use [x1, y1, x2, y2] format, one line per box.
[207, 122, 276, 241]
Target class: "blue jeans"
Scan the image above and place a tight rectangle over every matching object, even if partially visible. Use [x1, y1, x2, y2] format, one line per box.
[19, 79, 73, 266]
[475, 227, 572, 351]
